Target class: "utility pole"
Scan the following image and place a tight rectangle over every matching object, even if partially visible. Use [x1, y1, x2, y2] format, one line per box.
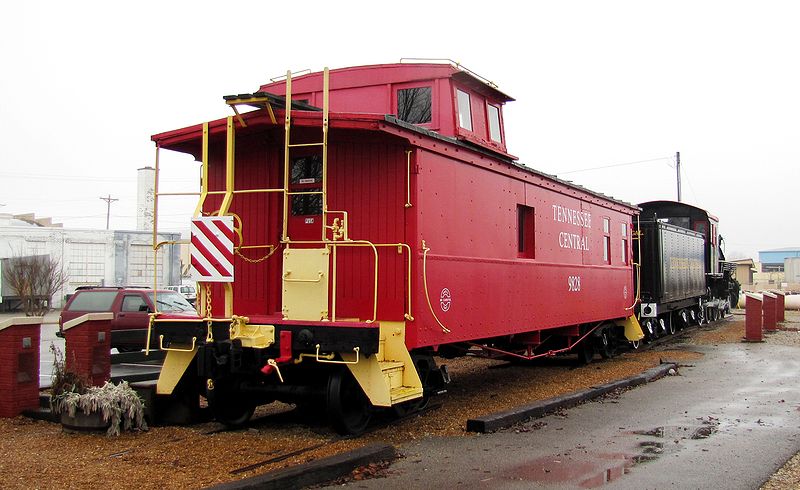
[676, 151, 682, 202]
[100, 195, 118, 230]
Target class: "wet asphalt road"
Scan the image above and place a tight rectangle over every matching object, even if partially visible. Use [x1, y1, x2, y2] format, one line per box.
[337, 340, 800, 489]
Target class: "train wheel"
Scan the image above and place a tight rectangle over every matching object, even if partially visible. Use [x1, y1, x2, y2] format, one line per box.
[207, 379, 255, 427]
[327, 368, 372, 435]
[631, 340, 641, 349]
[578, 341, 595, 365]
[392, 396, 430, 418]
[598, 330, 615, 359]
[642, 319, 656, 341]
[697, 307, 707, 325]
[678, 310, 689, 330]
[667, 317, 676, 335]
[393, 354, 433, 418]
[658, 318, 668, 335]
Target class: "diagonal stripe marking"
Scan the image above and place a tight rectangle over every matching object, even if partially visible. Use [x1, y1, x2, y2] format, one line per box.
[191, 220, 233, 273]
[190, 254, 212, 278]
[192, 230, 231, 278]
[194, 219, 234, 266]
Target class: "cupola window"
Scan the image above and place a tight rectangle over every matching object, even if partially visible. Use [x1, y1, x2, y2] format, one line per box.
[397, 87, 432, 124]
[457, 89, 472, 131]
[487, 104, 502, 143]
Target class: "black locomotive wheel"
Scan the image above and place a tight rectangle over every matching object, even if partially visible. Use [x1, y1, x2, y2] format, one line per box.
[658, 318, 669, 336]
[642, 319, 656, 341]
[327, 368, 372, 435]
[667, 317, 676, 335]
[697, 307, 707, 325]
[677, 310, 689, 330]
[207, 380, 256, 427]
[598, 330, 615, 359]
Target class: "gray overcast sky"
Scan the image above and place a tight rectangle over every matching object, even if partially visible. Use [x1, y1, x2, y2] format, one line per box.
[1, 1, 798, 259]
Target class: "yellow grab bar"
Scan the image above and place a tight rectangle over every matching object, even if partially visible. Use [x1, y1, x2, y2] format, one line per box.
[314, 345, 360, 365]
[283, 271, 324, 283]
[159, 335, 197, 352]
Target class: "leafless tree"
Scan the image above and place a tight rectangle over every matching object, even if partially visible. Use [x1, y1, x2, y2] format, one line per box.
[2, 253, 68, 316]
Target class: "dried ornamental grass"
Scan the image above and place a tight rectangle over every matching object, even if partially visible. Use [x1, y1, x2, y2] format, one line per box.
[53, 381, 148, 436]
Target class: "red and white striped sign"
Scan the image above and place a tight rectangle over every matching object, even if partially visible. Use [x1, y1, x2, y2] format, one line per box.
[190, 216, 234, 282]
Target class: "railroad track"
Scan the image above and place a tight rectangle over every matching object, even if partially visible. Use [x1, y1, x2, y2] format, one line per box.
[205, 401, 442, 475]
[635, 313, 733, 352]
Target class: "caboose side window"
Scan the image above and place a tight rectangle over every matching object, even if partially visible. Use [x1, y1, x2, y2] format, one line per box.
[290, 155, 323, 216]
[517, 205, 535, 259]
[603, 217, 611, 264]
[397, 87, 432, 124]
[487, 104, 502, 143]
[457, 89, 472, 131]
[621, 222, 629, 265]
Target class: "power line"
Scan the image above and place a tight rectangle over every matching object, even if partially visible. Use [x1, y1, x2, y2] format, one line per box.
[558, 156, 674, 175]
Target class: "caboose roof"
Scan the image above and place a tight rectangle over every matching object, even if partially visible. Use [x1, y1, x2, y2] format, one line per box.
[152, 107, 637, 213]
[258, 62, 515, 104]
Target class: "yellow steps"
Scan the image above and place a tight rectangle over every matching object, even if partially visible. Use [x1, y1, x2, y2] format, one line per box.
[390, 386, 422, 404]
[346, 323, 423, 407]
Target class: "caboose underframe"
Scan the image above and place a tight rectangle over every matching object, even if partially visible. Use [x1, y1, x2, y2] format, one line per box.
[148, 66, 644, 434]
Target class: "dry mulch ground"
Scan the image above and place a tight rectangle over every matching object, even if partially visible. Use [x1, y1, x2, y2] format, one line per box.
[763, 452, 800, 490]
[0, 317, 771, 489]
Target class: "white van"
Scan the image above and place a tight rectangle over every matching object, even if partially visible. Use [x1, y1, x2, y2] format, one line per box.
[166, 284, 197, 305]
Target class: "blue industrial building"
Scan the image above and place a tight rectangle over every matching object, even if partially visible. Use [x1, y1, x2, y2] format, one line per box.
[758, 247, 800, 272]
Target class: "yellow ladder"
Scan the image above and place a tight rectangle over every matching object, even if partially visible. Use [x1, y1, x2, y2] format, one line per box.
[282, 68, 330, 243]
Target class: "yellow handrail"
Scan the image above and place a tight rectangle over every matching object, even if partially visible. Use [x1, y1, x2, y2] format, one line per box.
[287, 239, 415, 323]
[626, 215, 642, 311]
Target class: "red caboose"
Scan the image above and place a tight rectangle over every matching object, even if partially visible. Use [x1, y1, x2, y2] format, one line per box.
[150, 62, 644, 433]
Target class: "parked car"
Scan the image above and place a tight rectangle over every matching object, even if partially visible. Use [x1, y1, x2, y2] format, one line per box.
[58, 286, 199, 352]
[165, 284, 197, 305]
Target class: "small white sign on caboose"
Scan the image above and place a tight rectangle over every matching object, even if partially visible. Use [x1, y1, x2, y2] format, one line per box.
[190, 216, 234, 282]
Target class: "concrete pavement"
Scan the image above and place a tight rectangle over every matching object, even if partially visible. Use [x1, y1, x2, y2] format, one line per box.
[332, 341, 800, 489]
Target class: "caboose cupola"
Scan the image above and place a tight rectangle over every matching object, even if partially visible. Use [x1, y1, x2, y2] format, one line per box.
[258, 60, 516, 156]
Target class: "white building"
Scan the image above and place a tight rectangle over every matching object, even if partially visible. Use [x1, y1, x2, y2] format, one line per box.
[0, 213, 181, 309]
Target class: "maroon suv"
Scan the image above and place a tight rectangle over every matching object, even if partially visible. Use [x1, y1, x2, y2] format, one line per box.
[59, 286, 199, 352]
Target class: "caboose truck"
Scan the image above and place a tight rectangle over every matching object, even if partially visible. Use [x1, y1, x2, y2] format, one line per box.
[148, 62, 644, 434]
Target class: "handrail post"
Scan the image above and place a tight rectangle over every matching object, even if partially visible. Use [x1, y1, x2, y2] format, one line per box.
[282, 71, 292, 242]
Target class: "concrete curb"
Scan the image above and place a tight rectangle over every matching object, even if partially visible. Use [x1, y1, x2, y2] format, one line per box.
[466, 362, 678, 433]
[208, 443, 397, 490]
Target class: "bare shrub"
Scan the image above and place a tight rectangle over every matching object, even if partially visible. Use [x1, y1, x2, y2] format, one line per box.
[2, 252, 68, 316]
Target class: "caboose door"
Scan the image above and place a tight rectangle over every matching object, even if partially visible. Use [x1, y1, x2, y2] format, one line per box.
[286, 154, 324, 243]
[282, 153, 331, 321]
